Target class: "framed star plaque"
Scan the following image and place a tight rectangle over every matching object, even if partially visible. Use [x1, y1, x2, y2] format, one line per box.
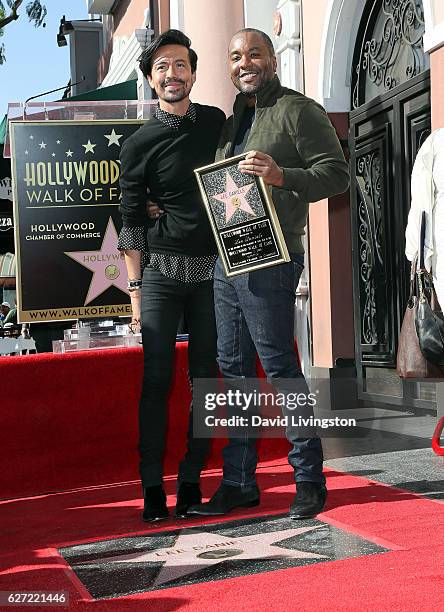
[9, 120, 144, 323]
[194, 153, 290, 276]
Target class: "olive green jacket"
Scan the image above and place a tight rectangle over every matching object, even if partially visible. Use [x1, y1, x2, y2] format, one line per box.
[216, 76, 350, 253]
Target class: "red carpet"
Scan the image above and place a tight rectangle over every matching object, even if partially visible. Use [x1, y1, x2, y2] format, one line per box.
[0, 461, 443, 611]
[2, 346, 443, 609]
[0, 345, 284, 499]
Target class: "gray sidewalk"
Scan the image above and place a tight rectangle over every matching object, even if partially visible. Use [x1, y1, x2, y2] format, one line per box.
[323, 406, 444, 500]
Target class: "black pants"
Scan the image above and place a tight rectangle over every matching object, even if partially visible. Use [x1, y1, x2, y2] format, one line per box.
[139, 266, 217, 487]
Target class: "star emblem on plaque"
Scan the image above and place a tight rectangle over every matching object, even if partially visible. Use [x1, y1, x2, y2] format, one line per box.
[195, 153, 289, 276]
[211, 170, 257, 224]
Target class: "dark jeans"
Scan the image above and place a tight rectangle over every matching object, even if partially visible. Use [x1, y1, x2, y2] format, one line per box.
[139, 266, 218, 487]
[214, 254, 325, 488]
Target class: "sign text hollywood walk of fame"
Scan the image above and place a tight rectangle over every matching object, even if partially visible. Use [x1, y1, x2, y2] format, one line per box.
[10, 120, 143, 322]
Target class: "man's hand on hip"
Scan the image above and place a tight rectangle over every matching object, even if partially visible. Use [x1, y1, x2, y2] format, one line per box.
[238, 150, 284, 187]
[147, 200, 163, 219]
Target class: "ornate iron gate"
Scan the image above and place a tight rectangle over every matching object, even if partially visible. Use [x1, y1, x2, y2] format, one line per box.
[349, 0, 431, 400]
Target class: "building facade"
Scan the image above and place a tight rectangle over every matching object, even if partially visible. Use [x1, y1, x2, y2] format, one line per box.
[81, 0, 444, 410]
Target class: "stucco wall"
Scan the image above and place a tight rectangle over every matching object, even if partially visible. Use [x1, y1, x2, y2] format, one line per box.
[431, 45, 444, 128]
[97, 0, 149, 82]
[301, 0, 329, 101]
[182, 0, 244, 115]
[433, 0, 444, 23]
[301, 0, 356, 367]
[113, 0, 149, 37]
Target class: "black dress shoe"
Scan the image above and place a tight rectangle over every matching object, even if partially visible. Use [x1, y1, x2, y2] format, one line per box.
[142, 485, 169, 522]
[289, 482, 327, 520]
[187, 483, 260, 516]
[175, 482, 202, 518]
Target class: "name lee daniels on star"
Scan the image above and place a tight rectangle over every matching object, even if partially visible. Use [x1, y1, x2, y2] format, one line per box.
[22, 159, 121, 204]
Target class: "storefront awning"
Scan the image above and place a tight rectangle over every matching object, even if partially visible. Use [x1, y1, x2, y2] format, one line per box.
[0, 252, 15, 286]
[66, 79, 138, 102]
[0, 252, 15, 276]
[0, 115, 7, 146]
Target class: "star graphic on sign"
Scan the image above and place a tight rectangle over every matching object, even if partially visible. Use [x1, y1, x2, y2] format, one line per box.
[82, 140, 96, 154]
[83, 525, 326, 588]
[51, 153, 56, 157]
[25, 150, 29, 155]
[29, 134, 34, 140]
[39, 141, 47, 149]
[66, 150, 73, 157]
[65, 217, 128, 305]
[212, 171, 256, 223]
[104, 129, 123, 147]
[56, 140, 61, 144]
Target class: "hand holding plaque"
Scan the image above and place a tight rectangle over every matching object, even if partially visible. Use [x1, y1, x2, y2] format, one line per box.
[194, 153, 289, 276]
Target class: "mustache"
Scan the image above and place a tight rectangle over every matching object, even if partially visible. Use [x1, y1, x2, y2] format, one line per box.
[161, 78, 186, 87]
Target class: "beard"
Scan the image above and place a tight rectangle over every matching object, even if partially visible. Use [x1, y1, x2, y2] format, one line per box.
[233, 64, 275, 95]
[234, 70, 270, 95]
[158, 79, 189, 103]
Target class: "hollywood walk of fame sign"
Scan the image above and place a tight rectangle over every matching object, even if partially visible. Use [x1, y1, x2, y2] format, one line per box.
[58, 514, 390, 600]
[9, 120, 143, 322]
[195, 153, 290, 276]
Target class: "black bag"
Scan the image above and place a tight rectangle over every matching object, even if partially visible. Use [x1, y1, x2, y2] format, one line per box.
[397, 256, 444, 378]
[414, 212, 444, 365]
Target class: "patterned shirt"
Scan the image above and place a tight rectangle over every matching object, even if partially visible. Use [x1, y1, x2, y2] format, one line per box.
[117, 102, 217, 283]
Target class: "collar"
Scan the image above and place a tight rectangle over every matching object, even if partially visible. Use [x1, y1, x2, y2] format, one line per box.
[155, 102, 197, 128]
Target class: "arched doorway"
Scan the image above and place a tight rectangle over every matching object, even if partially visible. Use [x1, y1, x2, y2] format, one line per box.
[349, 0, 431, 407]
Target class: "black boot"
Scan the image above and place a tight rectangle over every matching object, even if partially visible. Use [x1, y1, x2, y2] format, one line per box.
[187, 483, 260, 516]
[142, 485, 169, 522]
[175, 482, 202, 518]
[289, 482, 327, 520]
